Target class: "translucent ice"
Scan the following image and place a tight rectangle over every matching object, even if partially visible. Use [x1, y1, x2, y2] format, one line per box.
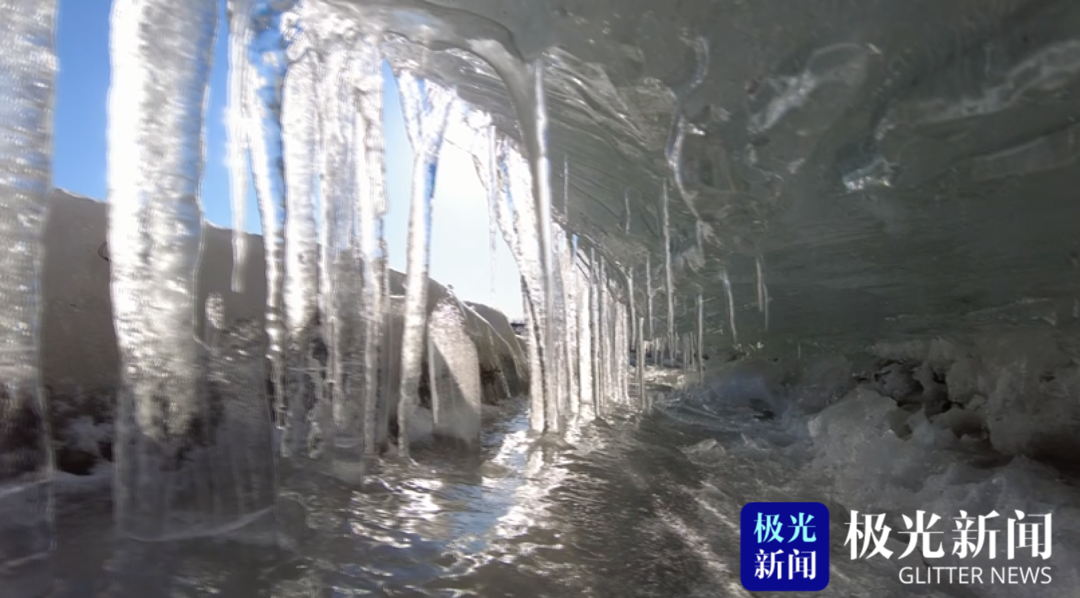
[0, 1, 57, 594]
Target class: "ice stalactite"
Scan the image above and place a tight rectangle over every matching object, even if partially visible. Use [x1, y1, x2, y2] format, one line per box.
[618, 300, 630, 404]
[576, 250, 594, 421]
[396, 72, 456, 458]
[625, 267, 636, 349]
[697, 293, 705, 379]
[636, 315, 647, 406]
[350, 43, 387, 457]
[227, 0, 251, 294]
[756, 255, 770, 332]
[495, 137, 548, 432]
[557, 227, 579, 426]
[0, 1, 57, 594]
[721, 268, 738, 346]
[526, 63, 560, 434]
[316, 46, 363, 476]
[109, 0, 274, 540]
[280, 47, 321, 457]
[465, 112, 501, 306]
[497, 60, 560, 434]
[588, 249, 601, 417]
[645, 256, 655, 358]
[237, 0, 291, 438]
[661, 182, 676, 356]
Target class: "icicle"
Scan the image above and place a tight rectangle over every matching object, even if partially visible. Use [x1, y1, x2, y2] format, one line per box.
[522, 279, 545, 430]
[626, 267, 636, 348]
[645, 256, 655, 356]
[350, 40, 386, 457]
[619, 300, 630, 403]
[577, 258, 594, 421]
[396, 72, 456, 458]
[589, 248, 602, 418]
[756, 254, 770, 331]
[721, 268, 738, 346]
[467, 112, 501, 305]
[601, 256, 613, 415]
[227, 0, 252, 293]
[697, 293, 704, 380]
[525, 61, 560, 435]
[242, 0, 290, 437]
[661, 181, 675, 351]
[624, 188, 631, 234]
[636, 316, 646, 408]
[0, 1, 57, 591]
[559, 228, 578, 426]
[549, 229, 567, 431]
[496, 59, 560, 434]
[280, 48, 320, 454]
[109, 0, 273, 540]
[317, 46, 365, 478]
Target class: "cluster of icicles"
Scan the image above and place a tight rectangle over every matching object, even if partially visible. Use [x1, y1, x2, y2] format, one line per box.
[0, 0, 726, 593]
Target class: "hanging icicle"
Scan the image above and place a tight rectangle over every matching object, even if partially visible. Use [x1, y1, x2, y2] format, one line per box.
[395, 72, 456, 458]
[0, 1, 58, 591]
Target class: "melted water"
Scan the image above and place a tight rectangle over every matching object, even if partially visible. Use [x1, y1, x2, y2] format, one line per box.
[42, 391, 939, 598]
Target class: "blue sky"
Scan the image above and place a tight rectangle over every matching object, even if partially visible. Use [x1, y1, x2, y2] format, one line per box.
[54, 0, 523, 319]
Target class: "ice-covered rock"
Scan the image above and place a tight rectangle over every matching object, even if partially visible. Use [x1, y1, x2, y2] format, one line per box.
[428, 298, 483, 445]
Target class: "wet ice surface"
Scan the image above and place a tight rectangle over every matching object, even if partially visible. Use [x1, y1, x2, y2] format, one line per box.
[44, 373, 1078, 598]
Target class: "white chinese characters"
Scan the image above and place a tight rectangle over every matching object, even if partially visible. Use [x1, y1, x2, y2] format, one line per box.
[754, 549, 818, 580]
[844, 510, 1052, 560]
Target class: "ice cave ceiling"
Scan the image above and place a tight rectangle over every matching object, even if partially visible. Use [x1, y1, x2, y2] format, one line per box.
[325, 0, 1080, 352]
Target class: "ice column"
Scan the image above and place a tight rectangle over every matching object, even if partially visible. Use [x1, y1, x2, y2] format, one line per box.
[316, 46, 361, 472]
[661, 182, 675, 355]
[109, 0, 274, 540]
[238, 0, 291, 433]
[636, 316, 646, 407]
[226, 0, 251, 293]
[755, 255, 770, 331]
[351, 44, 387, 457]
[721, 268, 738, 346]
[0, 1, 57, 594]
[696, 293, 704, 379]
[396, 72, 455, 458]
[280, 49, 322, 457]
[645, 256, 654, 358]
[576, 256, 594, 420]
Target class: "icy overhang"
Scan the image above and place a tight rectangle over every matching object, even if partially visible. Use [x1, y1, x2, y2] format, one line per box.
[322, 0, 1080, 352]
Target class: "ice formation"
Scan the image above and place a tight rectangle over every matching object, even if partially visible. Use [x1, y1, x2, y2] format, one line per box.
[0, 2, 57, 595]
[9, 0, 1080, 595]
